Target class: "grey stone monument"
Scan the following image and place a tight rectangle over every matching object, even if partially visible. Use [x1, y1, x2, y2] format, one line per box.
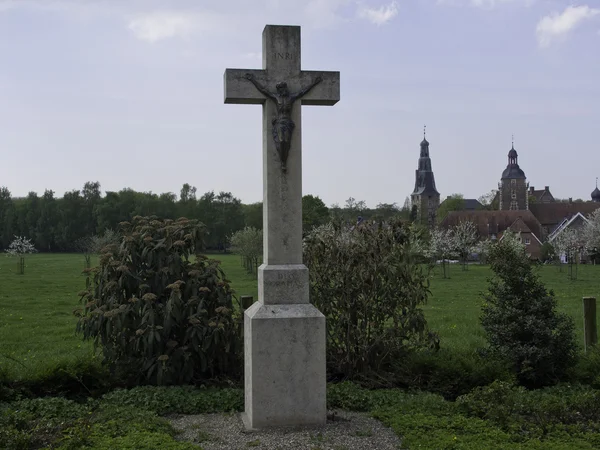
[224, 25, 340, 429]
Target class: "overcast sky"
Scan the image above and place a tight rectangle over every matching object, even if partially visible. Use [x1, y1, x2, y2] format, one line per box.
[0, 0, 598, 207]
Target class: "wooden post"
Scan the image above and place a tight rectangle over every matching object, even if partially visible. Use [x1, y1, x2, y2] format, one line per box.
[583, 297, 597, 352]
[241, 295, 254, 311]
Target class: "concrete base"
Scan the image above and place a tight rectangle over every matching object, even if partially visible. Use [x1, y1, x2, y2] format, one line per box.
[244, 302, 326, 429]
[258, 264, 309, 305]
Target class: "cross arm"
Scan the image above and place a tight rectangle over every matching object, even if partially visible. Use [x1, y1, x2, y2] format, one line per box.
[224, 69, 267, 105]
[298, 71, 340, 106]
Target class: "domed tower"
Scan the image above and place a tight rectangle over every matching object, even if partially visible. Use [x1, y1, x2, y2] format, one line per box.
[498, 138, 529, 211]
[592, 178, 600, 203]
[411, 126, 440, 227]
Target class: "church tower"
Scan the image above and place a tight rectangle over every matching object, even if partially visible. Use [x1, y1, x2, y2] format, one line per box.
[498, 139, 529, 210]
[411, 127, 440, 227]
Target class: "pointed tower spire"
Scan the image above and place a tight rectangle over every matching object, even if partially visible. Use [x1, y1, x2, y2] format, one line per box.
[592, 177, 600, 202]
[412, 127, 440, 228]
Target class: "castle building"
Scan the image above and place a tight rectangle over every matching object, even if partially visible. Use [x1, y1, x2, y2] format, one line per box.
[440, 139, 600, 259]
[411, 129, 440, 228]
[498, 143, 529, 211]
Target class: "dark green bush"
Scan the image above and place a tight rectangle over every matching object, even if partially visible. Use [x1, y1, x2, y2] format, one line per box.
[457, 380, 600, 438]
[481, 239, 577, 388]
[75, 216, 242, 385]
[393, 349, 514, 400]
[304, 220, 438, 383]
[568, 346, 600, 388]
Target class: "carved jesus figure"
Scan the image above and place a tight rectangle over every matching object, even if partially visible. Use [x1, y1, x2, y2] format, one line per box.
[244, 73, 323, 172]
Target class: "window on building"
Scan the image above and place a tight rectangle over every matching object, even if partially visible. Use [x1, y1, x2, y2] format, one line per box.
[511, 179, 516, 186]
[511, 192, 516, 199]
[525, 237, 530, 245]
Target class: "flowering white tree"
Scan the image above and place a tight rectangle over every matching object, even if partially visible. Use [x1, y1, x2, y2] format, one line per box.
[498, 230, 526, 255]
[553, 227, 585, 280]
[451, 221, 478, 270]
[5, 236, 37, 275]
[474, 238, 493, 265]
[427, 228, 456, 278]
[583, 210, 600, 261]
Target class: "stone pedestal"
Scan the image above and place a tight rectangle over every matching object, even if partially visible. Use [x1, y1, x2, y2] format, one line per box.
[242, 299, 326, 430]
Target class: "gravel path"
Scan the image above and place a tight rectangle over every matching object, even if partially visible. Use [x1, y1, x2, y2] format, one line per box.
[169, 411, 403, 449]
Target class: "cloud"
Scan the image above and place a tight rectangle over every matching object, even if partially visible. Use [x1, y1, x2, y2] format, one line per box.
[536, 5, 600, 48]
[358, 1, 398, 25]
[128, 11, 219, 43]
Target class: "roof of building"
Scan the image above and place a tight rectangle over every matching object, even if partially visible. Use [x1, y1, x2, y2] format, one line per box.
[528, 202, 600, 227]
[463, 199, 484, 210]
[529, 186, 554, 203]
[440, 209, 542, 241]
[592, 187, 600, 201]
[502, 145, 526, 179]
[548, 212, 590, 242]
[502, 164, 526, 179]
[413, 134, 439, 196]
[439, 197, 483, 211]
[508, 216, 532, 234]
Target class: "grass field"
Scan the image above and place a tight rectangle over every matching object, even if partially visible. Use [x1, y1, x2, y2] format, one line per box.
[1, 253, 599, 382]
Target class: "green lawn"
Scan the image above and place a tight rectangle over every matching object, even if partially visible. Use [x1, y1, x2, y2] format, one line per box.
[0, 253, 258, 381]
[1, 254, 599, 381]
[426, 263, 600, 352]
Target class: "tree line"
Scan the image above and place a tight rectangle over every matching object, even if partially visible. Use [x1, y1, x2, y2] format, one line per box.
[0, 182, 411, 252]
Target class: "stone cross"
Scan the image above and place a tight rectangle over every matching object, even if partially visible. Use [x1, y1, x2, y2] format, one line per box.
[224, 25, 340, 430]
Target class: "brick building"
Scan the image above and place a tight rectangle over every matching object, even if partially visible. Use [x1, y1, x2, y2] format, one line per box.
[439, 143, 600, 259]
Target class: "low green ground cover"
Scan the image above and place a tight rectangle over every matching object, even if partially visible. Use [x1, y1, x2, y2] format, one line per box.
[2, 382, 600, 449]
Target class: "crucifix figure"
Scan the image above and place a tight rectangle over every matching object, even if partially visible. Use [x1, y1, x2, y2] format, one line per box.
[224, 25, 340, 430]
[243, 73, 323, 172]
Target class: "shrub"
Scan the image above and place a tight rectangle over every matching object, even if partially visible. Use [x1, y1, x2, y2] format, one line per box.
[568, 346, 600, 388]
[481, 238, 577, 388]
[75, 216, 242, 385]
[303, 219, 438, 383]
[393, 349, 514, 400]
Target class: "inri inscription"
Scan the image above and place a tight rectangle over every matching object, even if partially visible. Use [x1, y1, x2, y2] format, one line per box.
[273, 52, 296, 60]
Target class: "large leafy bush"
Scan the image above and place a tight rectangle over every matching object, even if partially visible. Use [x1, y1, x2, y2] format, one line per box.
[303, 219, 438, 382]
[76, 216, 241, 385]
[481, 237, 577, 388]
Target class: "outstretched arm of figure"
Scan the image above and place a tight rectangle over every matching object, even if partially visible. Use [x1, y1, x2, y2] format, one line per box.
[291, 75, 323, 101]
[244, 73, 276, 100]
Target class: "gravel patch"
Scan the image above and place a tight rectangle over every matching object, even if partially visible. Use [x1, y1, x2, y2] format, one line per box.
[168, 411, 403, 449]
